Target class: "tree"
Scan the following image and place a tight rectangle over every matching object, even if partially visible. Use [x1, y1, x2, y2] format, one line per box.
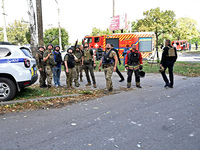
[5, 20, 29, 45]
[91, 27, 112, 36]
[173, 17, 199, 41]
[0, 27, 3, 41]
[131, 21, 139, 32]
[137, 7, 176, 50]
[43, 27, 69, 49]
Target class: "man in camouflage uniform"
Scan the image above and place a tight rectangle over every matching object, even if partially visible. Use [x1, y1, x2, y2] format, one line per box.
[43, 44, 56, 88]
[98, 43, 118, 94]
[82, 43, 96, 88]
[79, 45, 84, 82]
[36, 46, 47, 88]
[64, 48, 77, 89]
[74, 46, 82, 87]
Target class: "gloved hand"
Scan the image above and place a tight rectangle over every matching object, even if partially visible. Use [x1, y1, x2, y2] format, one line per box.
[139, 65, 143, 70]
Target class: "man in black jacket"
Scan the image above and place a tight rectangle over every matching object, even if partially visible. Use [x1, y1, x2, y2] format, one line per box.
[160, 39, 178, 88]
[111, 44, 125, 82]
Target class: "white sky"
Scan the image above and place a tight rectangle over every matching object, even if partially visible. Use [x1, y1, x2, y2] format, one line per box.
[0, 0, 199, 44]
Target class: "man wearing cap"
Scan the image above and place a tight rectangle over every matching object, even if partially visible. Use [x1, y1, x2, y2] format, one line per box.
[36, 46, 47, 88]
[125, 44, 143, 88]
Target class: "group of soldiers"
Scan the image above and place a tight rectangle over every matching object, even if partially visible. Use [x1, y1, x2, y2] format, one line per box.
[36, 39, 177, 93]
[35, 42, 97, 89]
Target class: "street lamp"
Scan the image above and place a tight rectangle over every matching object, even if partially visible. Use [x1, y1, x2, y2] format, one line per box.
[55, 0, 62, 50]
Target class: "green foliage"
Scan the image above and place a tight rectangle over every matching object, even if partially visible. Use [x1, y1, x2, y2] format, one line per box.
[91, 27, 112, 36]
[91, 27, 129, 36]
[25, 28, 31, 44]
[0, 27, 3, 41]
[131, 21, 139, 32]
[43, 27, 69, 49]
[173, 17, 199, 41]
[3, 20, 29, 45]
[137, 7, 176, 47]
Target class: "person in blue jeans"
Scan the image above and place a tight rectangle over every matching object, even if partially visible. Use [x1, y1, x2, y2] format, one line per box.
[53, 45, 62, 87]
[123, 44, 130, 66]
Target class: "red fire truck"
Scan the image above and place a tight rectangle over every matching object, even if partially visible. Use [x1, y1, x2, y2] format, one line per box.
[171, 40, 189, 50]
[82, 32, 155, 59]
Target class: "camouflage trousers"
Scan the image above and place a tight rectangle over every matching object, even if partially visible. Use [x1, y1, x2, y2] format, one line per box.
[65, 67, 75, 88]
[39, 68, 47, 86]
[104, 65, 114, 91]
[74, 64, 81, 85]
[45, 66, 53, 87]
[80, 64, 83, 79]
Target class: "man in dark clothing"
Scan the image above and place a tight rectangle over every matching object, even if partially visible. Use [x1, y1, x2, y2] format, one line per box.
[125, 44, 143, 88]
[52, 45, 62, 87]
[111, 44, 125, 82]
[36, 46, 47, 88]
[160, 39, 178, 88]
[195, 42, 198, 50]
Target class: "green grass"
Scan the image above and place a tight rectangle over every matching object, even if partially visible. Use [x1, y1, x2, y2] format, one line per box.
[144, 61, 200, 77]
[14, 87, 62, 100]
[96, 60, 200, 77]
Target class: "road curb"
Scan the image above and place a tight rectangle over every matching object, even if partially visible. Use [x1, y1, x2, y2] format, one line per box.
[0, 94, 82, 106]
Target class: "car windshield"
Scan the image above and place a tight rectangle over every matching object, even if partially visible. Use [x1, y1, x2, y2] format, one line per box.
[20, 48, 33, 58]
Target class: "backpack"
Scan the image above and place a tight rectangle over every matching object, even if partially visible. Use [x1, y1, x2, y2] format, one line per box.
[54, 52, 62, 63]
[168, 46, 176, 57]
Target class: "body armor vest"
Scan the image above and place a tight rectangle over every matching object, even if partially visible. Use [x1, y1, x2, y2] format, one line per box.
[84, 50, 92, 61]
[102, 50, 114, 65]
[128, 51, 139, 65]
[67, 54, 75, 68]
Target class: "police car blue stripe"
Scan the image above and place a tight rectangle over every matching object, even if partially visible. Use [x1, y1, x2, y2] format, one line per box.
[0, 58, 24, 63]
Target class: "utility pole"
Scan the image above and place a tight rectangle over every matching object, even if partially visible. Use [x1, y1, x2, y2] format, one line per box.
[36, 0, 43, 46]
[112, 0, 115, 33]
[55, 0, 62, 50]
[113, 0, 115, 17]
[27, 0, 37, 57]
[2, 0, 8, 42]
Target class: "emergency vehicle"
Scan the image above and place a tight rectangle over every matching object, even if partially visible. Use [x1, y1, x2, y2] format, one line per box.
[171, 40, 189, 50]
[83, 32, 155, 59]
[0, 45, 38, 101]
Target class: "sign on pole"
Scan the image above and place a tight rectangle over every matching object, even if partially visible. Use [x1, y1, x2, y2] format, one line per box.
[109, 13, 127, 31]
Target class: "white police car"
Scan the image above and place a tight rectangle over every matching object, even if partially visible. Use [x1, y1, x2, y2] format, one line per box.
[0, 45, 38, 101]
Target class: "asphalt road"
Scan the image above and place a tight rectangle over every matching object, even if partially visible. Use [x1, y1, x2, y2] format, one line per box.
[0, 72, 200, 150]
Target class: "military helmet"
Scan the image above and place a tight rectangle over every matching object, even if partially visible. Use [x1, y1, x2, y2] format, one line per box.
[46, 43, 54, 49]
[139, 71, 145, 77]
[67, 47, 73, 52]
[54, 45, 60, 50]
[38, 46, 44, 50]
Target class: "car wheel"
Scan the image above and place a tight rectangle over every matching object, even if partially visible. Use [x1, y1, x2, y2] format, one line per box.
[0, 78, 17, 101]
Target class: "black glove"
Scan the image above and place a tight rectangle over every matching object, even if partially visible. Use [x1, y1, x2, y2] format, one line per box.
[139, 65, 143, 70]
